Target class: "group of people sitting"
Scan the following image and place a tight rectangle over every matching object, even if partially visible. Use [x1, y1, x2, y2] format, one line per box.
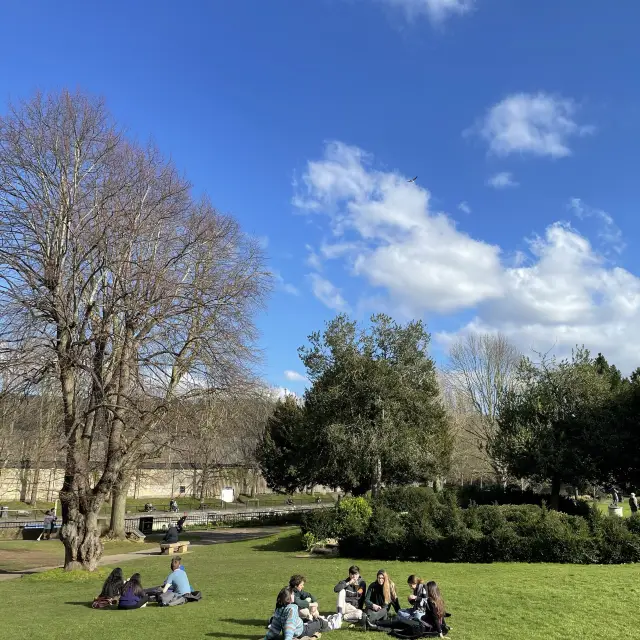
[264, 566, 450, 639]
[92, 557, 201, 609]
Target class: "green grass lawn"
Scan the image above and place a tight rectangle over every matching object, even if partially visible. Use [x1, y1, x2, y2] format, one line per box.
[238, 493, 338, 507]
[1, 493, 335, 517]
[2, 529, 640, 640]
[0, 539, 159, 572]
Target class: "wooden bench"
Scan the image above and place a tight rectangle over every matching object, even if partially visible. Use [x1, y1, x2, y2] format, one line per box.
[159, 541, 190, 555]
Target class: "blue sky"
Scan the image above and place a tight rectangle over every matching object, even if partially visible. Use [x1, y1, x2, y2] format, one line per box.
[2, 0, 640, 391]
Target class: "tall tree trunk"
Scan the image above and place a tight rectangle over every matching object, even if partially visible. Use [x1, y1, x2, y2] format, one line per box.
[29, 464, 41, 506]
[59, 472, 104, 571]
[371, 456, 382, 498]
[550, 474, 561, 511]
[108, 472, 130, 539]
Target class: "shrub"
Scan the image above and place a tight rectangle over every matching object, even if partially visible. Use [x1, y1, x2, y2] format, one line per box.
[301, 507, 339, 540]
[335, 496, 373, 537]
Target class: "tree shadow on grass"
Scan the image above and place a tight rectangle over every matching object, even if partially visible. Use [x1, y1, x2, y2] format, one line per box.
[253, 531, 303, 553]
[206, 634, 260, 639]
[219, 618, 267, 627]
[64, 601, 94, 608]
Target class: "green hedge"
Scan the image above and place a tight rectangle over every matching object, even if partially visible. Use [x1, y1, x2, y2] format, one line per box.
[301, 487, 640, 564]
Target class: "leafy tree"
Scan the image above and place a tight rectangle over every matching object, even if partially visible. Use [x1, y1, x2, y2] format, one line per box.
[259, 314, 451, 496]
[494, 348, 619, 509]
[257, 395, 310, 495]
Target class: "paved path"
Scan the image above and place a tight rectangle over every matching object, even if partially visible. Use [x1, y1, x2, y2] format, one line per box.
[0, 526, 283, 582]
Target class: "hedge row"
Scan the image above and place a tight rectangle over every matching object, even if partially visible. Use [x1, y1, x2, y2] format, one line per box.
[301, 487, 640, 564]
[455, 484, 591, 517]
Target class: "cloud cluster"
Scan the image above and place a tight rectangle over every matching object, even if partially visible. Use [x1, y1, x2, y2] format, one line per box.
[381, 0, 475, 23]
[477, 92, 593, 158]
[294, 141, 640, 371]
[487, 171, 518, 189]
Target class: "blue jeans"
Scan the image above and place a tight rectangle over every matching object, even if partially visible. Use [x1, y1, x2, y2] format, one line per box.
[397, 608, 422, 621]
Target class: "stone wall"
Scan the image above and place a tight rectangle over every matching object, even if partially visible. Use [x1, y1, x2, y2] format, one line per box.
[0, 465, 276, 503]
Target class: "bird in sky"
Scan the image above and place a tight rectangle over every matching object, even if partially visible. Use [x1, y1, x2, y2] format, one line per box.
[407, 176, 417, 183]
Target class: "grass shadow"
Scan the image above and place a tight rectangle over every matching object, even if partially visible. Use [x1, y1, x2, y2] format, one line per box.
[253, 531, 302, 553]
[206, 634, 260, 639]
[219, 618, 267, 628]
[64, 601, 94, 608]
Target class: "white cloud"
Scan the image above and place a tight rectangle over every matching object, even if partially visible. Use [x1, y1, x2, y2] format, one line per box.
[273, 271, 300, 296]
[284, 370, 309, 383]
[296, 141, 503, 314]
[309, 272, 350, 311]
[305, 244, 323, 271]
[458, 201, 471, 214]
[568, 197, 625, 255]
[487, 171, 518, 189]
[382, 0, 475, 23]
[295, 141, 640, 373]
[477, 92, 594, 158]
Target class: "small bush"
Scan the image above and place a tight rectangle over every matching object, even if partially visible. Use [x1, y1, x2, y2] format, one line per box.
[335, 496, 372, 537]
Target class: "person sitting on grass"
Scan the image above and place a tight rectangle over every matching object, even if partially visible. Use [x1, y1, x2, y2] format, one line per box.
[289, 574, 319, 621]
[421, 581, 450, 637]
[372, 580, 451, 637]
[334, 565, 366, 624]
[361, 569, 400, 628]
[92, 567, 126, 609]
[396, 575, 428, 621]
[264, 586, 327, 640]
[158, 557, 193, 606]
[118, 573, 150, 610]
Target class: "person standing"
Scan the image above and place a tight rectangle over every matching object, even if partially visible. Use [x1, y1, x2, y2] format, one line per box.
[630, 493, 638, 514]
[42, 510, 56, 540]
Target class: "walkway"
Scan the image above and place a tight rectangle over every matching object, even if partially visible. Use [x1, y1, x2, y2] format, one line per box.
[0, 526, 283, 582]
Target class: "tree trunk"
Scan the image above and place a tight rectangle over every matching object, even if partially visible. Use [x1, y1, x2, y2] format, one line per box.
[550, 474, 561, 511]
[108, 473, 130, 539]
[29, 465, 41, 506]
[371, 456, 382, 498]
[59, 477, 104, 571]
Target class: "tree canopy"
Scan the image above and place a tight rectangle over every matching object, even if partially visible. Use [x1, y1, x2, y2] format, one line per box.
[258, 314, 451, 496]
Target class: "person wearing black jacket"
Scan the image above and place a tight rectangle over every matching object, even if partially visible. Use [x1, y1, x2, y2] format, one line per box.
[362, 569, 400, 627]
[334, 565, 366, 623]
[162, 525, 179, 544]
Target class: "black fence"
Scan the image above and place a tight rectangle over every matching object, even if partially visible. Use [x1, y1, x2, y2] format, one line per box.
[0, 506, 320, 533]
[125, 507, 317, 533]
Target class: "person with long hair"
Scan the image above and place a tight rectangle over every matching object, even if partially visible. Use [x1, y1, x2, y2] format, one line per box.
[92, 567, 126, 609]
[397, 575, 428, 621]
[361, 569, 400, 628]
[373, 579, 451, 637]
[118, 573, 150, 610]
[264, 586, 327, 640]
[422, 581, 449, 636]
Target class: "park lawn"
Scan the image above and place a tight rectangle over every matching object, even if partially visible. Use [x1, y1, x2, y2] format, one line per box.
[238, 493, 338, 507]
[1, 530, 640, 640]
[0, 539, 158, 572]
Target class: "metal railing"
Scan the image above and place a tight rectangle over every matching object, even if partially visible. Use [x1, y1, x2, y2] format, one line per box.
[0, 505, 321, 532]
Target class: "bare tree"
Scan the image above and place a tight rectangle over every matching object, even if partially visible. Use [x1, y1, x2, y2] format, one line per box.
[0, 91, 269, 569]
[444, 333, 522, 485]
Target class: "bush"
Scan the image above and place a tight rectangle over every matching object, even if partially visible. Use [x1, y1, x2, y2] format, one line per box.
[456, 484, 591, 517]
[335, 496, 372, 537]
[302, 488, 640, 565]
[301, 507, 339, 540]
